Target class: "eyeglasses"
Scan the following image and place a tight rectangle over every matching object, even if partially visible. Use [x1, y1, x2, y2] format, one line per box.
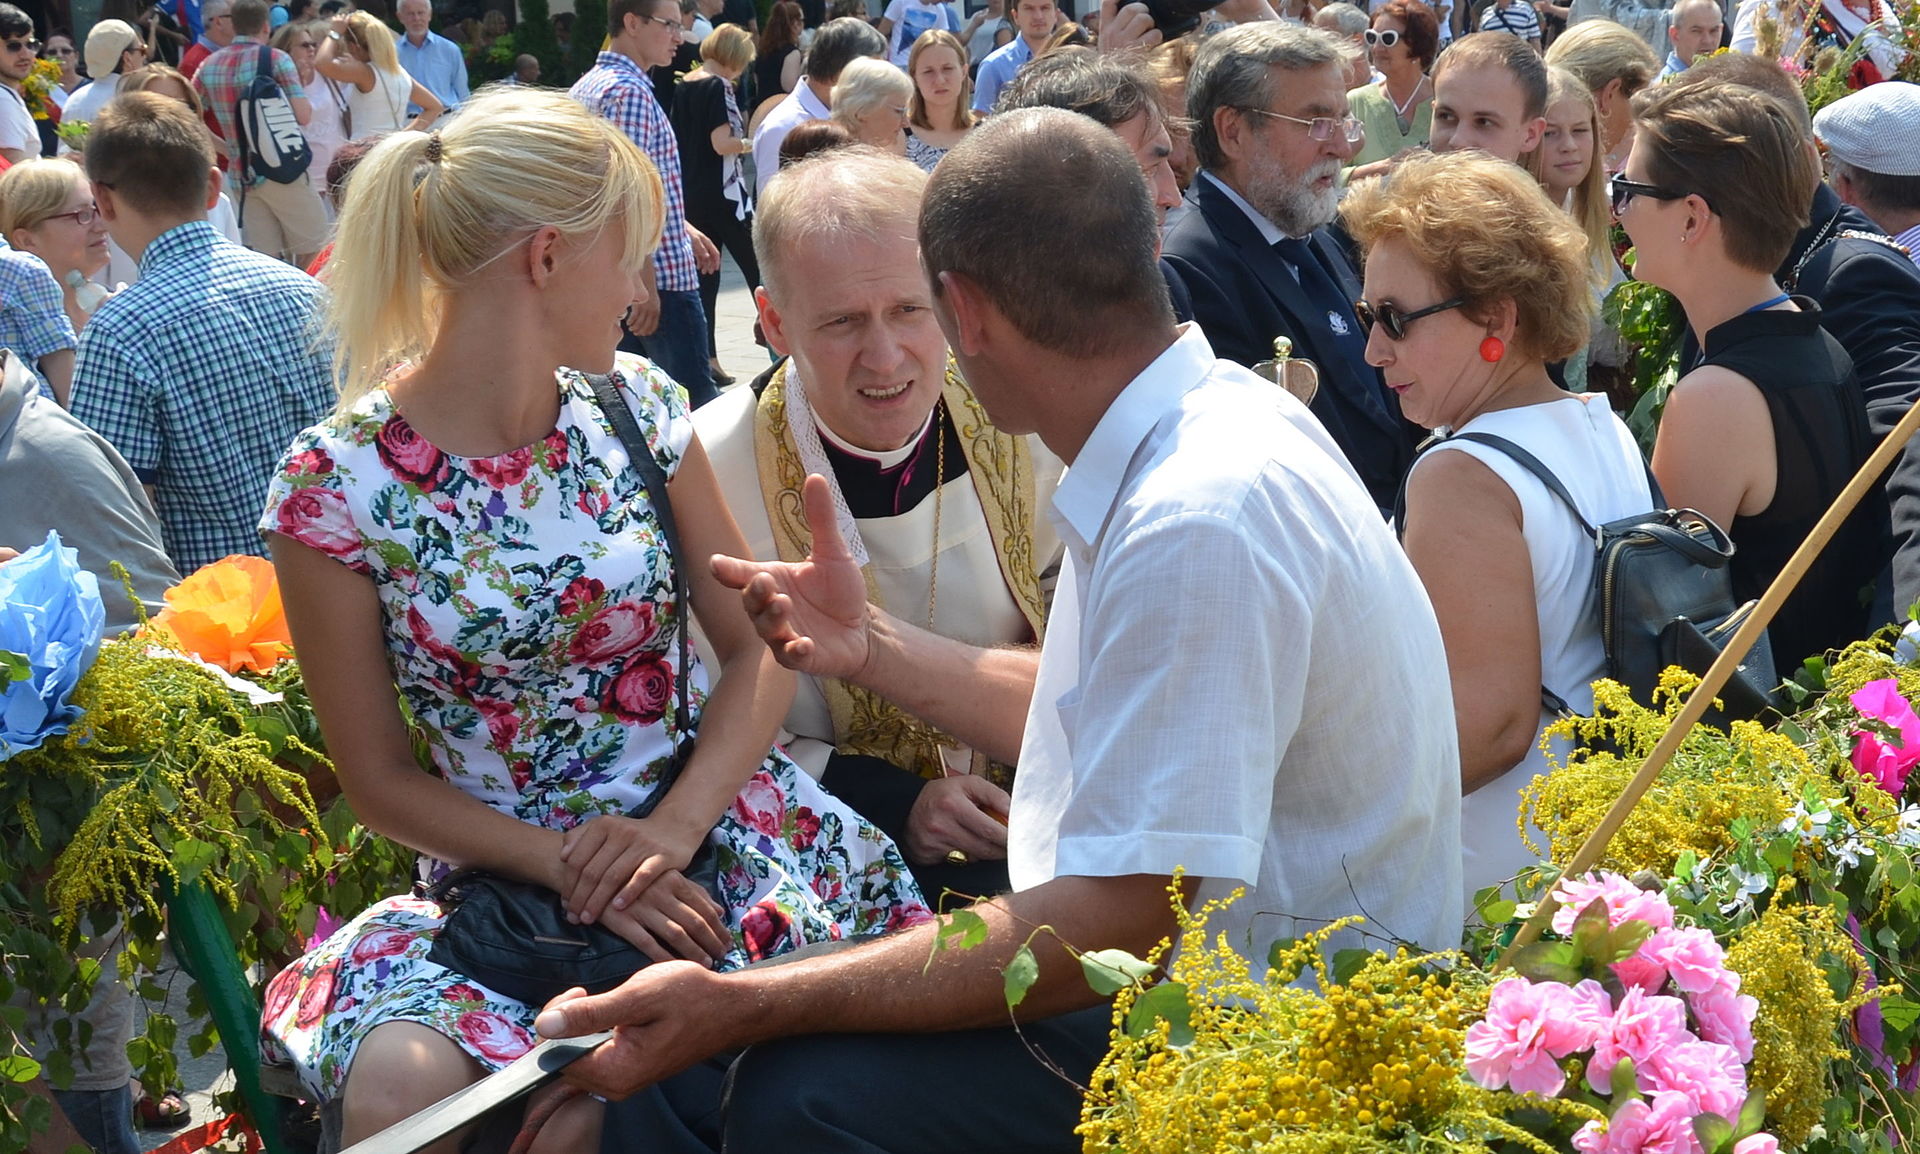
[45, 205, 100, 226]
[1353, 296, 1466, 340]
[45, 44, 74, 55]
[1363, 27, 1399, 45]
[3, 38, 42, 53]
[295, 39, 316, 47]
[1237, 106, 1366, 144]
[637, 12, 684, 32]
[1608, 173, 1693, 216]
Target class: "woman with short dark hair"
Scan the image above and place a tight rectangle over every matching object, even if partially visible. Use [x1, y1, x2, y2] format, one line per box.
[1628, 82, 1887, 670]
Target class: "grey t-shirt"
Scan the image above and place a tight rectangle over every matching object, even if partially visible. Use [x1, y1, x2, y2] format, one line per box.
[0, 350, 178, 631]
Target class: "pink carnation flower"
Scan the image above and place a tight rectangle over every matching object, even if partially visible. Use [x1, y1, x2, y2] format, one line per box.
[1574, 1091, 1706, 1154]
[1734, 1135, 1780, 1154]
[1466, 977, 1604, 1096]
[1643, 1038, 1749, 1121]
[1689, 985, 1759, 1063]
[1638, 927, 1737, 996]
[1587, 986, 1692, 1094]
[1551, 872, 1676, 936]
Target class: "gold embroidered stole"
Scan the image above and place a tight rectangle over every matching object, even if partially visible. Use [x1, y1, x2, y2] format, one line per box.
[752, 358, 1045, 781]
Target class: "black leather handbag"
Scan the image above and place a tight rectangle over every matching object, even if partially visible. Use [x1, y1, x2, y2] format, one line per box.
[1396, 430, 1780, 723]
[423, 372, 720, 1007]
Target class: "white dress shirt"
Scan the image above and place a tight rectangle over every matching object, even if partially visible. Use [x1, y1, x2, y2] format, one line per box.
[753, 81, 830, 197]
[1008, 325, 1465, 973]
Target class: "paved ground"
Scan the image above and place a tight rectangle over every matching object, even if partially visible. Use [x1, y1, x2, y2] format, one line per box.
[132, 254, 769, 1153]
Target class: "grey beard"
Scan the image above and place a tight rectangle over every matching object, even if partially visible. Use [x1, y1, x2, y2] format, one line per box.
[1249, 162, 1343, 237]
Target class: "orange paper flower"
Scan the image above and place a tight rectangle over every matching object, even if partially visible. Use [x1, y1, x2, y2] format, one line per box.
[151, 555, 292, 673]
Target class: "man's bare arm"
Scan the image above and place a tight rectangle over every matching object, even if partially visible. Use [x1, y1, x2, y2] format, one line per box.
[535, 872, 1188, 1098]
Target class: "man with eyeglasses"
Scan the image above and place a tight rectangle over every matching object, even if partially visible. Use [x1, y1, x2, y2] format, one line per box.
[572, 0, 726, 407]
[0, 4, 44, 162]
[1162, 22, 1419, 512]
[62, 20, 148, 128]
[179, 0, 234, 76]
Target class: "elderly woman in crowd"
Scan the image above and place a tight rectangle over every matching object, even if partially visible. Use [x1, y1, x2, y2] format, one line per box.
[1344, 150, 1648, 897]
[317, 10, 442, 140]
[672, 23, 759, 388]
[1544, 18, 1656, 174]
[41, 33, 81, 102]
[255, 86, 927, 1149]
[1347, 0, 1438, 181]
[905, 30, 975, 170]
[0, 160, 110, 334]
[831, 56, 914, 154]
[1625, 82, 1886, 672]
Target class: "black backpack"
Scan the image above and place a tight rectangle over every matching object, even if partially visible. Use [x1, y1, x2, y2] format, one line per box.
[234, 44, 312, 185]
[1396, 430, 1781, 722]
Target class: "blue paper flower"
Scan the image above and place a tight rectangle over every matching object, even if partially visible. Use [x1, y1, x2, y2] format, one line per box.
[0, 531, 105, 760]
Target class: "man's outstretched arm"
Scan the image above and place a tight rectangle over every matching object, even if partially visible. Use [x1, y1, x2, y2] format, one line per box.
[710, 472, 1040, 765]
[534, 871, 1187, 1099]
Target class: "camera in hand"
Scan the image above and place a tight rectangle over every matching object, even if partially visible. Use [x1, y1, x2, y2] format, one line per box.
[1138, 0, 1214, 37]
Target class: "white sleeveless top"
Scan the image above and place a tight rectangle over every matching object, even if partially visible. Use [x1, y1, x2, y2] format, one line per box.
[1425, 396, 1652, 900]
[346, 65, 411, 139]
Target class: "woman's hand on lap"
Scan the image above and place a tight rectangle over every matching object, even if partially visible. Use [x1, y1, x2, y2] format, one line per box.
[560, 814, 700, 924]
[596, 870, 733, 966]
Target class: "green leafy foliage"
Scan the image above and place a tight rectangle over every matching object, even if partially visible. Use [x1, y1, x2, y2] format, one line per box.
[1601, 270, 1684, 456]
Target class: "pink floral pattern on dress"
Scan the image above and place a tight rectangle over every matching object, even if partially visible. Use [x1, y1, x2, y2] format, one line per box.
[255, 356, 930, 1099]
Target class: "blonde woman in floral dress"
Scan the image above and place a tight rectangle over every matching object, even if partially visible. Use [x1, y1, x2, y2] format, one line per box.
[255, 87, 929, 1152]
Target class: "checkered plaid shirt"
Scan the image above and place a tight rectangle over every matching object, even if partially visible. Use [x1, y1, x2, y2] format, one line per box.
[570, 52, 697, 292]
[0, 238, 76, 401]
[192, 38, 308, 187]
[71, 221, 335, 573]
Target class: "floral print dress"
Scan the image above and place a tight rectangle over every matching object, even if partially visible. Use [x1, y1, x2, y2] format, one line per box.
[255, 355, 931, 1099]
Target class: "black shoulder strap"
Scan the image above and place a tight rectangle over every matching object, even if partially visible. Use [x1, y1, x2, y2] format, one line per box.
[584, 370, 695, 752]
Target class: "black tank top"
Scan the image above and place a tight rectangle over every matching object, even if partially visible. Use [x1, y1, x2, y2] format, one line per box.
[1699, 301, 1886, 669]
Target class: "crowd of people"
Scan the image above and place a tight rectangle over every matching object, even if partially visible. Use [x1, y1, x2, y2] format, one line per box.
[6, 0, 1920, 1149]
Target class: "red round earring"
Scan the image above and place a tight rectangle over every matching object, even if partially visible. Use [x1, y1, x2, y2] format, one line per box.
[1479, 336, 1505, 363]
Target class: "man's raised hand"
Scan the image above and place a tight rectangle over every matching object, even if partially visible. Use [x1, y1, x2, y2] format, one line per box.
[709, 473, 877, 681]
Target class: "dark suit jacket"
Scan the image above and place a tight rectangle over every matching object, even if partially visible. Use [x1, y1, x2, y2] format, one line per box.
[1681, 184, 1920, 619]
[1161, 175, 1418, 510]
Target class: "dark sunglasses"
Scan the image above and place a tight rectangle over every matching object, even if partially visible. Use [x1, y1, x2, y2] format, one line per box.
[1354, 296, 1466, 340]
[45, 44, 74, 54]
[1608, 173, 1692, 216]
[1363, 27, 1399, 45]
[4, 38, 41, 52]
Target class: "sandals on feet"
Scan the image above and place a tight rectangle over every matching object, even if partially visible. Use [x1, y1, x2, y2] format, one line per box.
[134, 1087, 189, 1128]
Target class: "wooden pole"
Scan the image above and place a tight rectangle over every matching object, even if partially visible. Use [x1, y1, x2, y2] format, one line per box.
[1495, 393, 1920, 970]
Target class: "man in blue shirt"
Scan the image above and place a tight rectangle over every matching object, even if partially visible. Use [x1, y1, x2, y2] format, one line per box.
[972, 0, 1055, 114]
[396, 0, 470, 113]
[71, 93, 333, 573]
[1658, 0, 1722, 78]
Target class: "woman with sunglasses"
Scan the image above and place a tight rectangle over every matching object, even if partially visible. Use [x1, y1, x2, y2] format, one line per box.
[1344, 149, 1647, 898]
[40, 33, 80, 101]
[1345, 0, 1439, 180]
[274, 20, 346, 208]
[1623, 83, 1886, 673]
[0, 160, 111, 333]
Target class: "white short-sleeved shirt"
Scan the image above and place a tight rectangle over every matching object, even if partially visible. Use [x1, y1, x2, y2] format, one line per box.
[753, 81, 830, 196]
[0, 84, 36, 155]
[1007, 325, 1465, 972]
[885, 0, 960, 65]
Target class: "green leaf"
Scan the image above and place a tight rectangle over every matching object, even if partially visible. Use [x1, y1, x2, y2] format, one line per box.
[1509, 941, 1582, 984]
[1479, 899, 1518, 926]
[0, 650, 29, 687]
[1331, 948, 1371, 987]
[1735, 1088, 1767, 1139]
[1878, 993, 1920, 1033]
[1604, 918, 1657, 964]
[0, 1056, 40, 1084]
[169, 838, 219, 886]
[245, 713, 293, 755]
[1266, 937, 1307, 985]
[936, 908, 988, 952]
[1692, 1112, 1734, 1154]
[1124, 981, 1194, 1047]
[1003, 943, 1039, 1007]
[1079, 948, 1155, 996]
